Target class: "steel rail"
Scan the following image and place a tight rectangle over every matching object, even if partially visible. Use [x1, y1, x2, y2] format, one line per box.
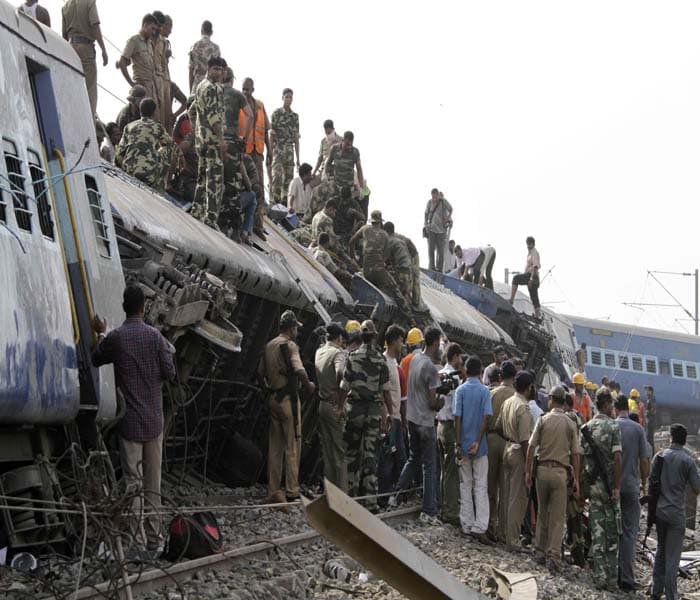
[73, 505, 420, 599]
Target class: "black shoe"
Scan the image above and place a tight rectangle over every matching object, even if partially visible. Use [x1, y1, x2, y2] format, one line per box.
[472, 532, 493, 546]
[618, 581, 640, 592]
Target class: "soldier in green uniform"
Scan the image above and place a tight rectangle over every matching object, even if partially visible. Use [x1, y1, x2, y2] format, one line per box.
[193, 56, 226, 228]
[303, 176, 336, 225]
[325, 131, 363, 196]
[335, 186, 365, 245]
[115, 97, 176, 190]
[563, 392, 587, 566]
[383, 221, 413, 300]
[582, 387, 622, 592]
[394, 231, 424, 311]
[270, 88, 300, 205]
[349, 211, 415, 325]
[341, 319, 393, 512]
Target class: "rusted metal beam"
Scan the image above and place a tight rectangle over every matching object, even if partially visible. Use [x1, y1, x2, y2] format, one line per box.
[303, 480, 486, 600]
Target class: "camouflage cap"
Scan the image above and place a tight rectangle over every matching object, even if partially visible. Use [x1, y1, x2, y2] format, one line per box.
[370, 210, 383, 223]
[128, 85, 147, 100]
[360, 319, 377, 335]
[280, 310, 302, 328]
[548, 385, 567, 402]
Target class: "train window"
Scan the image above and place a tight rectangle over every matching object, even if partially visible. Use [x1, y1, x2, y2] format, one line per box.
[2, 139, 31, 231]
[645, 358, 657, 374]
[632, 356, 643, 372]
[687, 364, 698, 380]
[659, 360, 670, 376]
[0, 177, 5, 222]
[604, 352, 616, 368]
[618, 354, 629, 370]
[84, 175, 111, 258]
[590, 349, 602, 366]
[27, 151, 54, 240]
[672, 361, 684, 378]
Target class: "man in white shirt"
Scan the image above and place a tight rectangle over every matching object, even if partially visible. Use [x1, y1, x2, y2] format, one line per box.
[436, 343, 464, 525]
[287, 162, 316, 220]
[509, 236, 542, 319]
[377, 325, 408, 503]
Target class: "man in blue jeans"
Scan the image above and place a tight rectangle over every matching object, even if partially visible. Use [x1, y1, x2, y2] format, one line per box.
[393, 327, 442, 524]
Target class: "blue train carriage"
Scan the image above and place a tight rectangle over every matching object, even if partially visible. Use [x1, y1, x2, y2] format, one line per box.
[0, 0, 124, 546]
[567, 315, 700, 430]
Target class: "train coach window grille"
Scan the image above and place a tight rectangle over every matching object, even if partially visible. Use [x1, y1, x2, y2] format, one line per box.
[659, 360, 670, 376]
[632, 356, 643, 372]
[604, 352, 616, 368]
[645, 358, 657, 375]
[590, 348, 602, 366]
[2, 139, 31, 231]
[686, 363, 698, 380]
[84, 175, 111, 258]
[27, 150, 54, 240]
[618, 354, 629, 370]
[672, 361, 684, 378]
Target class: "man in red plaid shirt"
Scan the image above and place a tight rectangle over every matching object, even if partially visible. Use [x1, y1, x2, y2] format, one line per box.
[92, 285, 176, 554]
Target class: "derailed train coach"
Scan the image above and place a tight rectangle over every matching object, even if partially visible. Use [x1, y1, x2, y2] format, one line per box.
[0, 0, 519, 553]
[106, 166, 515, 487]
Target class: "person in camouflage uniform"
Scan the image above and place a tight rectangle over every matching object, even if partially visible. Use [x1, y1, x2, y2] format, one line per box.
[582, 387, 622, 592]
[341, 319, 393, 512]
[563, 392, 588, 567]
[115, 98, 176, 190]
[270, 88, 300, 205]
[349, 211, 415, 325]
[383, 221, 413, 300]
[193, 57, 226, 228]
[189, 20, 220, 93]
[325, 131, 363, 196]
[303, 176, 336, 225]
[334, 186, 365, 245]
[394, 231, 424, 311]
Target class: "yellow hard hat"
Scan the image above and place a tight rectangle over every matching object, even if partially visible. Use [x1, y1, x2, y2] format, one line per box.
[584, 381, 597, 391]
[406, 327, 424, 346]
[630, 388, 640, 399]
[572, 372, 585, 385]
[345, 320, 361, 334]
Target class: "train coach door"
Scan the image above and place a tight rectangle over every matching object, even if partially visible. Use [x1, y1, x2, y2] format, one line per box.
[25, 58, 102, 409]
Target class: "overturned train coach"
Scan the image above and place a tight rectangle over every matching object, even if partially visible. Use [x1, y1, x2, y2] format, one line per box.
[0, 0, 551, 555]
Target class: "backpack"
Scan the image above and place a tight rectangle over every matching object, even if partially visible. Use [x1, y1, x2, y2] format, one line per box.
[163, 511, 223, 561]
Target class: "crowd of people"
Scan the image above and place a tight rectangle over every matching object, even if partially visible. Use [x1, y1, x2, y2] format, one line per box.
[260, 313, 694, 598]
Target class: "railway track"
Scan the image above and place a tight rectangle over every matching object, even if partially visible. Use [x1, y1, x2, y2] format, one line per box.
[74, 505, 421, 599]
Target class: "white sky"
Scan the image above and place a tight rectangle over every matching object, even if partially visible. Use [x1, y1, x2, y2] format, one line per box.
[45, 0, 700, 334]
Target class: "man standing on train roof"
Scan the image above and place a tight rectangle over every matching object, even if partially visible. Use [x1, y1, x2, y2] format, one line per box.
[118, 14, 160, 123]
[570, 372, 592, 422]
[62, 0, 108, 118]
[192, 56, 227, 229]
[509, 236, 542, 320]
[349, 210, 415, 325]
[91, 285, 176, 556]
[424, 188, 453, 273]
[18, 0, 50, 27]
[314, 119, 343, 178]
[483, 346, 507, 388]
[189, 20, 220, 93]
[325, 131, 364, 194]
[258, 311, 316, 504]
[270, 88, 300, 206]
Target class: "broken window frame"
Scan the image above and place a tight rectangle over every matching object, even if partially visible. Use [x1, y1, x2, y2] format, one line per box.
[27, 149, 54, 240]
[84, 174, 111, 259]
[2, 138, 32, 232]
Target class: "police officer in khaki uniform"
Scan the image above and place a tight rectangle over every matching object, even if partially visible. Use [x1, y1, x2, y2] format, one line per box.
[497, 370, 535, 550]
[258, 310, 315, 503]
[525, 386, 582, 572]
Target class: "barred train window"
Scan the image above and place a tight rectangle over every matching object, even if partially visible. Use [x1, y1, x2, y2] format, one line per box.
[590, 349, 602, 366]
[604, 352, 616, 368]
[84, 175, 111, 258]
[3, 139, 31, 231]
[632, 356, 643, 372]
[27, 150, 53, 239]
[687, 364, 697, 380]
[645, 358, 657, 374]
[672, 362, 684, 378]
[618, 354, 629, 370]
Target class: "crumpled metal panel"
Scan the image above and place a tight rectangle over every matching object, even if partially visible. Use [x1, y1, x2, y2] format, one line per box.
[104, 169, 349, 312]
[420, 274, 513, 345]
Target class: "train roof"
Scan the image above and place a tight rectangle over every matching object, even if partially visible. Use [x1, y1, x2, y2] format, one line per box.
[104, 167, 353, 314]
[565, 314, 700, 346]
[0, 2, 83, 73]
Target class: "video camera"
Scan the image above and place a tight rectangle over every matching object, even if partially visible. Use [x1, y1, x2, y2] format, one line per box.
[436, 372, 461, 396]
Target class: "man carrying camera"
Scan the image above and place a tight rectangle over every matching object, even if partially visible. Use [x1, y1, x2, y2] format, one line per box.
[436, 343, 465, 526]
